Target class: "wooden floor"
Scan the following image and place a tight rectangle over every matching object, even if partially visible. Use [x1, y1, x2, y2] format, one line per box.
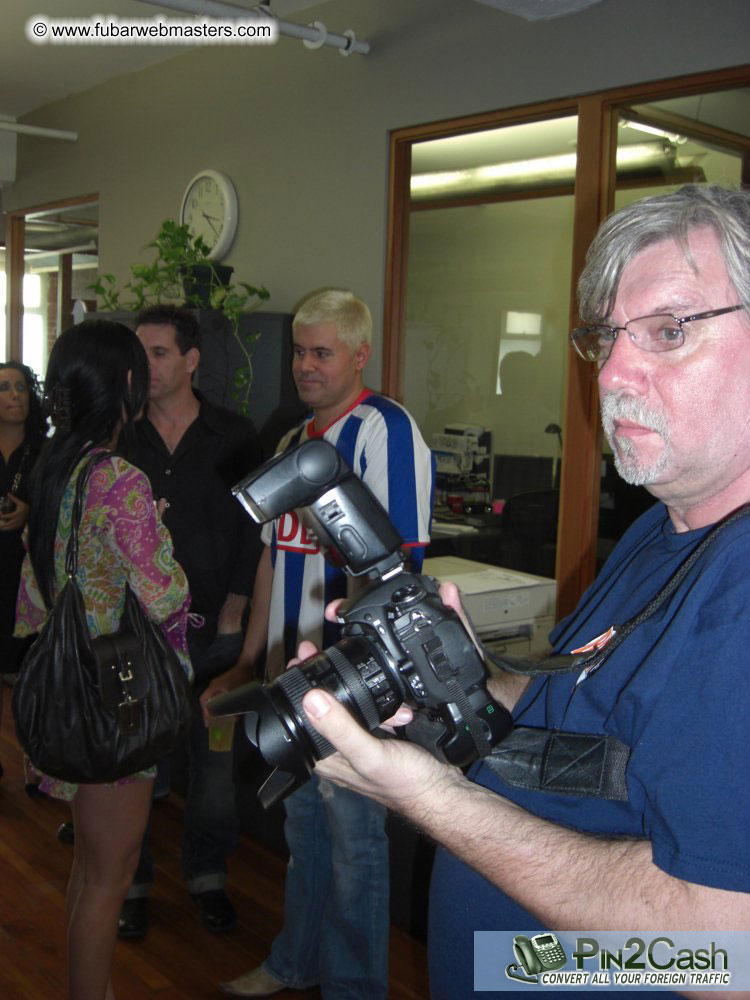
[0, 689, 429, 999]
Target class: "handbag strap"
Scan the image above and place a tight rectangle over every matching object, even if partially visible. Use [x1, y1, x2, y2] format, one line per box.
[9, 442, 32, 496]
[64, 450, 112, 578]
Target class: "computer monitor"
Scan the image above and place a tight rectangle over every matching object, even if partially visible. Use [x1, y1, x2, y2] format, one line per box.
[492, 454, 554, 500]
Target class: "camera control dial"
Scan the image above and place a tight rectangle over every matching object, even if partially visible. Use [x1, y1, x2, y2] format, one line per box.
[391, 583, 425, 606]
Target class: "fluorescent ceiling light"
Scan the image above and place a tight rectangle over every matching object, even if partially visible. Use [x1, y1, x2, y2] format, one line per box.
[411, 170, 470, 192]
[622, 120, 686, 144]
[411, 142, 675, 197]
[475, 152, 577, 182]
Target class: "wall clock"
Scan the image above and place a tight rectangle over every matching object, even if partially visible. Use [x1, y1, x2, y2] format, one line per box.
[180, 169, 239, 261]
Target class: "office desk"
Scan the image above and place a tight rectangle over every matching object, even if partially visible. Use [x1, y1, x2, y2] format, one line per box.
[427, 514, 505, 563]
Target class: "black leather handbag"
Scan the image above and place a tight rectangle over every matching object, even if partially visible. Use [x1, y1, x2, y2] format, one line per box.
[12, 452, 193, 784]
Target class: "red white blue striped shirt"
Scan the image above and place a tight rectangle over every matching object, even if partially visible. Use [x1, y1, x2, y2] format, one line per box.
[262, 389, 434, 679]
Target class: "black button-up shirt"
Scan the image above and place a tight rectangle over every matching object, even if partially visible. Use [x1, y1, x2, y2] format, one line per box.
[130, 396, 263, 644]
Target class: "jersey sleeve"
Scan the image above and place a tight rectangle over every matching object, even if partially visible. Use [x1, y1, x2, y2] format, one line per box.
[358, 403, 434, 559]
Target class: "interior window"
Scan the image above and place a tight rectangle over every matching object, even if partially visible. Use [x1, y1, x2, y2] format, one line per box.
[404, 116, 577, 580]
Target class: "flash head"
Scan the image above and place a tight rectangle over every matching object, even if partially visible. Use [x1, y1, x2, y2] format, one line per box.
[232, 438, 344, 524]
[233, 439, 404, 578]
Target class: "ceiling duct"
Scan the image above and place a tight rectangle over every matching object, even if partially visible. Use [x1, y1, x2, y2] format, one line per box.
[24, 230, 99, 254]
[19, 213, 99, 255]
[471, 0, 604, 19]
[0, 120, 77, 141]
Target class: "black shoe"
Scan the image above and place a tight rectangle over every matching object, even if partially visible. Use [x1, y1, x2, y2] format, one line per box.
[191, 889, 237, 933]
[57, 821, 75, 845]
[118, 897, 149, 941]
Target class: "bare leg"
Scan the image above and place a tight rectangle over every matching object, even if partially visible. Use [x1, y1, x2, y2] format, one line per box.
[67, 777, 153, 1000]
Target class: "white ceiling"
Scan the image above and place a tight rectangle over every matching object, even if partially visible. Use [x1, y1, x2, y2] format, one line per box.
[0, 0, 331, 120]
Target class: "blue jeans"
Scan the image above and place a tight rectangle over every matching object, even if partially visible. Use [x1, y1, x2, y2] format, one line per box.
[264, 774, 390, 999]
[128, 631, 242, 897]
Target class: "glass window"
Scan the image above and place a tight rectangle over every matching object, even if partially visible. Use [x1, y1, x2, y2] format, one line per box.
[404, 117, 576, 580]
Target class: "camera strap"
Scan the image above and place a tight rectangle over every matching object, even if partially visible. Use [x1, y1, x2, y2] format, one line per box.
[480, 502, 750, 800]
[445, 676, 493, 757]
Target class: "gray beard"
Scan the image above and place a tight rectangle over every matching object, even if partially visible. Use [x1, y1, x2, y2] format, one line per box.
[600, 394, 670, 486]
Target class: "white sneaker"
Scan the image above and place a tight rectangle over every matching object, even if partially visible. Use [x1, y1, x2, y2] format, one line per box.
[219, 966, 287, 997]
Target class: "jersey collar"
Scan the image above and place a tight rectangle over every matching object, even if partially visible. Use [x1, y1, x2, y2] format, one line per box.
[307, 388, 372, 438]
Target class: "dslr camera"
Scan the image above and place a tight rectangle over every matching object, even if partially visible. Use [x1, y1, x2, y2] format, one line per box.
[210, 439, 512, 807]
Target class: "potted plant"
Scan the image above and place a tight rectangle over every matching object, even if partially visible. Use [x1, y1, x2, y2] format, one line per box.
[89, 219, 269, 415]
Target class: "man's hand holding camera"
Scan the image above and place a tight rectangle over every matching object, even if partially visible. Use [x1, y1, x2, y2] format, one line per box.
[283, 618, 457, 819]
[303, 681, 465, 817]
[297, 584, 521, 821]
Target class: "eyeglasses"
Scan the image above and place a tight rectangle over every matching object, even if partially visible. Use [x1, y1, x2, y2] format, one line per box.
[571, 304, 746, 363]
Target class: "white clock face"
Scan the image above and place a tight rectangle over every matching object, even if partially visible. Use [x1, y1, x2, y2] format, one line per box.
[180, 170, 238, 261]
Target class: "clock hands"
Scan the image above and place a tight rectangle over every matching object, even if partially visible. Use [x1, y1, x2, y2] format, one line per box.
[201, 211, 221, 237]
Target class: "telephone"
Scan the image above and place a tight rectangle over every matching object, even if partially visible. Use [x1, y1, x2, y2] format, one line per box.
[513, 933, 566, 977]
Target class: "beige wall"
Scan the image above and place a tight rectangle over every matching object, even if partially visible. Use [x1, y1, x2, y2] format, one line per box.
[7, 0, 750, 386]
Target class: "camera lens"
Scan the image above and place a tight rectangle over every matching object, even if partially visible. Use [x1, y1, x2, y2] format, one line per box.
[257, 635, 401, 774]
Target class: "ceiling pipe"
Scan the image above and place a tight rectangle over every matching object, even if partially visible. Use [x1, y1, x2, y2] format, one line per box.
[134, 0, 369, 55]
[0, 120, 77, 141]
[25, 230, 99, 252]
[27, 242, 98, 259]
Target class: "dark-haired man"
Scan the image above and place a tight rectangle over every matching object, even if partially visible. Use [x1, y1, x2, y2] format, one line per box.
[118, 305, 262, 939]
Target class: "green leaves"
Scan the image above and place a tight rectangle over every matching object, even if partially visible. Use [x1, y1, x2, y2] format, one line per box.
[86, 219, 270, 416]
[87, 273, 120, 311]
[230, 327, 262, 414]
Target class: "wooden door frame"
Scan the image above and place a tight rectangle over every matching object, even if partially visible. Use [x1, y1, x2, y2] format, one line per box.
[4, 193, 98, 361]
[382, 64, 750, 619]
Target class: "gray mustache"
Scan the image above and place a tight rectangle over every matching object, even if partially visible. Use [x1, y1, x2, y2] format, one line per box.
[600, 394, 669, 438]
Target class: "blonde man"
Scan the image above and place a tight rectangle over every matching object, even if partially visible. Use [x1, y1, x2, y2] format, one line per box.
[204, 289, 434, 998]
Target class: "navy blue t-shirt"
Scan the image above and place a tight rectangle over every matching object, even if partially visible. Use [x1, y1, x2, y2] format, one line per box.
[428, 502, 750, 999]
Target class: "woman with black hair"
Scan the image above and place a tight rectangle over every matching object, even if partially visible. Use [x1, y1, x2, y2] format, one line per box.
[0, 360, 47, 773]
[14, 320, 192, 1000]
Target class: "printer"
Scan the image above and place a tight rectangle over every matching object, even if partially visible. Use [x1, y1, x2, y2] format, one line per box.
[423, 555, 556, 657]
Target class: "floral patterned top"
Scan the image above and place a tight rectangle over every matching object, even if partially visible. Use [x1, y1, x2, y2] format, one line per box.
[15, 450, 192, 799]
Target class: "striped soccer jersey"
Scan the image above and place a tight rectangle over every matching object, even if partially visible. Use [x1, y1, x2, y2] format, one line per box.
[262, 389, 434, 680]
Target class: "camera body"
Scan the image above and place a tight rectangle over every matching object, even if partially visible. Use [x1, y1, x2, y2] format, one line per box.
[212, 438, 512, 807]
[334, 571, 509, 764]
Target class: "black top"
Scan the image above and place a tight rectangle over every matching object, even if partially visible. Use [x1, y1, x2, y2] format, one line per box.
[129, 395, 263, 645]
[0, 435, 42, 503]
[1, 433, 46, 645]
